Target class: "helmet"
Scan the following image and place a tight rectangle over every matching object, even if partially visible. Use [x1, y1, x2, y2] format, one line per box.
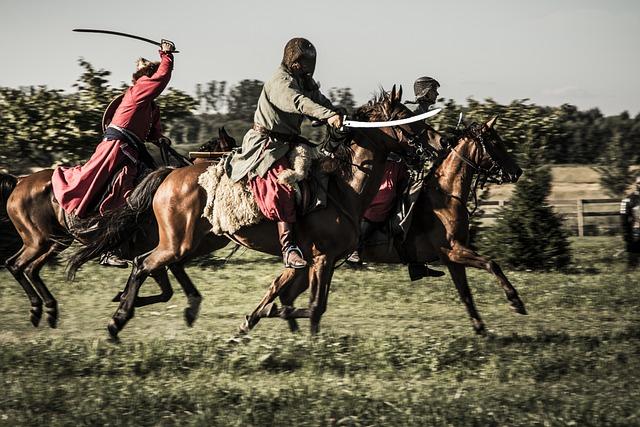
[282, 37, 317, 76]
[413, 76, 440, 101]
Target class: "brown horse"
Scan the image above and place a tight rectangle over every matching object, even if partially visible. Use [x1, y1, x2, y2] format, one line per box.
[2, 130, 236, 329]
[271, 118, 527, 335]
[0, 173, 21, 265]
[67, 86, 438, 339]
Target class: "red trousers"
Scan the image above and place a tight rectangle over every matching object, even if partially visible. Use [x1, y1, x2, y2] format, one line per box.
[249, 157, 296, 223]
[363, 160, 408, 223]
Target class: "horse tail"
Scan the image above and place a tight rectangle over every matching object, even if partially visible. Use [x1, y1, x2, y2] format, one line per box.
[66, 167, 174, 279]
[0, 173, 20, 265]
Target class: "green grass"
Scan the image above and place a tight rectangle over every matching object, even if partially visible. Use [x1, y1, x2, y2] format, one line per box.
[1, 237, 639, 426]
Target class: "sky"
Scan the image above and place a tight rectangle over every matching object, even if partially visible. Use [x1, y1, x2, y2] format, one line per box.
[1, 0, 639, 116]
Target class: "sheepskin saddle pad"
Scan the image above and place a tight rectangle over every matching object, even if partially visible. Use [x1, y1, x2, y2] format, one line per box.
[198, 144, 323, 235]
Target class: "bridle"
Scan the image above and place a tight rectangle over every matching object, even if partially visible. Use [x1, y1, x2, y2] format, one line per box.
[437, 123, 510, 216]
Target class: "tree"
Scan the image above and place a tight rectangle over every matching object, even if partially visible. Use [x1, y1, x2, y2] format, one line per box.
[196, 80, 227, 114]
[226, 79, 263, 121]
[328, 87, 356, 114]
[155, 87, 198, 143]
[595, 131, 635, 197]
[479, 132, 571, 270]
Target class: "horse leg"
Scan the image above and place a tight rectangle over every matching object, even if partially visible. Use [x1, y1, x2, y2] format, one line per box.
[108, 252, 153, 339]
[277, 272, 309, 333]
[445, 244, 527, 315]
[308, 255, 335, 335]
[126, 268, 174, 308]
[168, 263, 202, 327]
[238, 268, 300, 335]
[23, 241, 69, 328]
[445, 262, 486, 334]
[5, 247, 44, 327]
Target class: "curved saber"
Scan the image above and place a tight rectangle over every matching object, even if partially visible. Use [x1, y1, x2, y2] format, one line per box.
[343, 108, 442, 129]
[73, 28, 179, 52]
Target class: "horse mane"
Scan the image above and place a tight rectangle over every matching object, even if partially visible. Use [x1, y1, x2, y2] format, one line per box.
[354, 88, 405, 122]
[322, 88, 407, 179]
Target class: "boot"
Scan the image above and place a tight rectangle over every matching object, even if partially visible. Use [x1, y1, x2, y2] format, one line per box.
[277, 222, 307, 269]
[346, 219, 380, 267]
[99, 251, 129, 268]
[408, 263, 445, 281]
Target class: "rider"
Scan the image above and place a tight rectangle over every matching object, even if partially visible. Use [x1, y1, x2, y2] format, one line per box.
[621, 176, 640, 268]
[52, 40, 176, 266]
[410, 76, 440, 114]
[227, 37, 343, 269]
[347, 76, 444, 280]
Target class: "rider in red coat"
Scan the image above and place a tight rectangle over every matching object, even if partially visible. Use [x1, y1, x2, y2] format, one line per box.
[347, 76, 445, 280]
[52, 41, 175, 219]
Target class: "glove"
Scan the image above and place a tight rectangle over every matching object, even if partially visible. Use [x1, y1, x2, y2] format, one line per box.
[160, 39, 176, 53]
[155, 136, 172, 146]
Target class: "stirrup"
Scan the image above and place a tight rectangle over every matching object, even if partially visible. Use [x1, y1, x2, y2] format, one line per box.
[284, 246, 307, 269]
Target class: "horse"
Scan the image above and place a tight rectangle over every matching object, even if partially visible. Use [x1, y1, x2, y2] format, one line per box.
[268, 118, 526, 335]
[2, 129, 236, 329]
[0, 173, 21, 265]
[66, 86, 439, 339]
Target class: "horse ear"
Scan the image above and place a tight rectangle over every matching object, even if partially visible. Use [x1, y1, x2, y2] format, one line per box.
[390, 84, 397, 101]
[397, 85, 403, 102]
[486, 116, 499, 129]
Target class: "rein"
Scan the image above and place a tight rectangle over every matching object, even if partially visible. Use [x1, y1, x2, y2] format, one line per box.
[434, 125, 504, 217]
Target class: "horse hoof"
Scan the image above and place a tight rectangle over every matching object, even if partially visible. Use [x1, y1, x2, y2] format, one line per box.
[474, 324, 487, 335]
[310, 323, 320, 335]
[107, 319, 121, 340]
[30, 311, 42, 328]
[237, 316, 251, 335]
[184, 307, 198, 327]
[287, 319, 300, 333]
[510, 300, 528, 315]
[46, 314, 58, 329]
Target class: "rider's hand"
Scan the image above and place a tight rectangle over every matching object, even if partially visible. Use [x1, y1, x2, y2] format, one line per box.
[160, 39, 176, 53]
[327, 114, 343, 129]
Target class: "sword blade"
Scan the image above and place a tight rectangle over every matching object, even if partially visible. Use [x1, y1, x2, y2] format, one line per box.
[343, 108, 442, 129]
[73, 29, 161, 47]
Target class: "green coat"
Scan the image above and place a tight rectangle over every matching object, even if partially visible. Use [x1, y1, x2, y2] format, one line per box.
[228, 66, 336, 182]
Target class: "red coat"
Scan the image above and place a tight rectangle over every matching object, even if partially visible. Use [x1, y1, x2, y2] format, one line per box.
[363, 160, 408, 223]
[52, 51, 173, 218]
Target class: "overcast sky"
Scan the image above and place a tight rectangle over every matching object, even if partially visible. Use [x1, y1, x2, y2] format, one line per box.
[2, 0, 638, 116]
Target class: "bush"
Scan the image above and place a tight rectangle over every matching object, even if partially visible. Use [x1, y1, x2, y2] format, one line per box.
[480, 141, 571, 270]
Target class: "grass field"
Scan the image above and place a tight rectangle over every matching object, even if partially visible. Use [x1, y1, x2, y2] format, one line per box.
[1, 237, 639, 426]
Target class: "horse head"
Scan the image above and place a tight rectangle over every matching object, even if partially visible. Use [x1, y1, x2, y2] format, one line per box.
[453, 116, 522, 184]
[198, 127, 237, 153]
[353, 85, 433, 157]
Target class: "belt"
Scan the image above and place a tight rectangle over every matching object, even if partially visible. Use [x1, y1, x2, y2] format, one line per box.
[252, 123, 309, 145]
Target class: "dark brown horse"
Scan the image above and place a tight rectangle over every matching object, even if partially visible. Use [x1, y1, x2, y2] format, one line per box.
[271, 118, 527, 335]
[2, 129, 236, 329]
[67, 86, 437, 339]
[0, 173, 21, 265]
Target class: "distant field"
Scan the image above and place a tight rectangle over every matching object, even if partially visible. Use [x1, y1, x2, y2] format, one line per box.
[0, 237, 639, 426]
[486, 164, 635, 201]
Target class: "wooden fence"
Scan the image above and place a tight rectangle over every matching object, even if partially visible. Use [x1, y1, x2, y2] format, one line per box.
[478, 198, 621, 237]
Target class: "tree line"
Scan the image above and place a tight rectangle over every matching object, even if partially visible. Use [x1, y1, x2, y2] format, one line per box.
[1, 59, 638, 196]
